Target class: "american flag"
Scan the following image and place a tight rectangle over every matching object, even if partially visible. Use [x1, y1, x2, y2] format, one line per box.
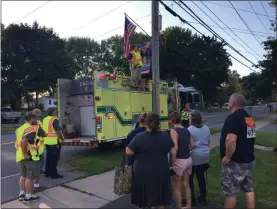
[123, 15, 136, 59]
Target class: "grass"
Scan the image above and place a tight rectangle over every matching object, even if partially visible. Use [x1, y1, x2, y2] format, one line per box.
[205, 148, 276, 208]
[210, 128, 221, 135]
[252, 116, 264, 121]
[271, 118, 277, 124]
[255, 131, 277, 147]
[1, 124, 20, 134]
[59, 147, 124, 175]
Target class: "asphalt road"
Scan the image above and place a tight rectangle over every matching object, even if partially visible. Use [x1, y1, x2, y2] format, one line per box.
[0, 106, 272, 203]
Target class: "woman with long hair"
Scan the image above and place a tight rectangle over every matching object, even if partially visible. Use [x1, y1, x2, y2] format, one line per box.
[126, 113, 175, 209]
[169, 111, 195, 209]
[188, 110, 211, 206]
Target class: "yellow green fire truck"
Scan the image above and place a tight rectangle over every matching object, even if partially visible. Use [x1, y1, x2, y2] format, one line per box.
[57, 71, 169, 147]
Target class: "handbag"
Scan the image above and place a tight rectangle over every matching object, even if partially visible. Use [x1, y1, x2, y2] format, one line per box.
[113, 154, 132, 195]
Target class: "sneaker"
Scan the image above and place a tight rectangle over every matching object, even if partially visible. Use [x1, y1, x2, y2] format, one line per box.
[18, 194, 25, 201]
[197, 196, 208, 206]
[22, 196, 40, 204]
[40, 169, 45, 174]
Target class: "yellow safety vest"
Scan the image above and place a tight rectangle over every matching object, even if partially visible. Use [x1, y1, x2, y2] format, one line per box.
[15, 123, 40, 162]
[130, 51, 143, 69]
[37, 120, 45, 155]
[42, 116, 59, 145]
[181, 111, 190, 120]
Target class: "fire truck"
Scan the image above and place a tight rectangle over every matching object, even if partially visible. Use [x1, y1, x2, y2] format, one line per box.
[57, 71, 169, 148]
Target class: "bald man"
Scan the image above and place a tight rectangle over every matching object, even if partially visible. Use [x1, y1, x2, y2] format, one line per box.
[220, 93, 256, 209]
[31, 109, 45, 189]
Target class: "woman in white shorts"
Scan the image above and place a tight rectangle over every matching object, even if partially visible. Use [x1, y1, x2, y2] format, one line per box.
[169, 111, 195, 209]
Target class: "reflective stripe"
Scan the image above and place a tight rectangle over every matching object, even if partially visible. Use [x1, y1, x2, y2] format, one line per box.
[48, 117, 58, 137]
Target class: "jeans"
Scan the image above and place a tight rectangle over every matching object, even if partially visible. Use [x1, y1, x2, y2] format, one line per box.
[45, 144, 61, 177]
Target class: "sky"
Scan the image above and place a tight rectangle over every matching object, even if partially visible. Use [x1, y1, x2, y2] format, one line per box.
[1, 1, 276, 77]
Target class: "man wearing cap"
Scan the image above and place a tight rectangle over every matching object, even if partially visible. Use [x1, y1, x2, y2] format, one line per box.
[31, 108, 45, 189]
[43, 107, 64, 179]
[15, 112, 47, 203]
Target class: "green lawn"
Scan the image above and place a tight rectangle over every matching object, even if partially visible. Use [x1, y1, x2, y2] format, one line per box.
[210, 128, 221, 135]
[205, 148, 276, 208]
[255, 131, 277, 147]
[271, 118, 277, 124]
[252, 116, 264, 121]
[1, 124, 20, 134]
[59, 147, 124, 175]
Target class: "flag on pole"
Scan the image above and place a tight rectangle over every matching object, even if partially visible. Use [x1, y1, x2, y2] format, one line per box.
[123, 15, 136, 59]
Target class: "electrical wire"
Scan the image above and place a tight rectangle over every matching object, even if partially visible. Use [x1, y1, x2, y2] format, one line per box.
[14, 1, 51, 23]
[199, 1, 263, 60]
[228, 1, 263, 47]
[191, 1, 262, 61]
[248, 1, 270, 35]
[206, 1, 275, 19]
[173, 0, 259, 72]
[73, 1, 131, 31]
[260, 0, 273, 23]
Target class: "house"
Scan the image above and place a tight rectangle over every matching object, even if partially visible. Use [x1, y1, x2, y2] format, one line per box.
[38, 96, 57, 111]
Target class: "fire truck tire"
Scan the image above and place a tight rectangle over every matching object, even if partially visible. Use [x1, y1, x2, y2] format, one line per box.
[99, 141, 115, 150]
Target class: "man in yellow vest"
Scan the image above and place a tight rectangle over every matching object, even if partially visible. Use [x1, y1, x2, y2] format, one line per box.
[128, 45, 143, 88]
[43, 107, 64, 179]
[31, 108, 45, 190]
[15, 112, 47, 203]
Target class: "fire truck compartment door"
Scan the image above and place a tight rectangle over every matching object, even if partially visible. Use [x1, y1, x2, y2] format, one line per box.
[80, 105, 96, 136]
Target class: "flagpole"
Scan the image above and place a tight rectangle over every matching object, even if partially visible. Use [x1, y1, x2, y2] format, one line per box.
[124, 13, 151, 37]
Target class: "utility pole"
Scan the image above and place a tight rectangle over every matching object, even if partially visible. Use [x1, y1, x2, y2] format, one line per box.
[152, 0, 160, 114]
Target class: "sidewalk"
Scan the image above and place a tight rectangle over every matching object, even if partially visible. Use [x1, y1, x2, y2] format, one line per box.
[2, 116, 275, 208]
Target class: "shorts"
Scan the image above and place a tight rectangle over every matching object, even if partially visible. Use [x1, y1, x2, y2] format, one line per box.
[20, 159, 40, 180]
[173, 157, 192, 176]
[221, 160, 255, 196]
[130, 68, 141, 80]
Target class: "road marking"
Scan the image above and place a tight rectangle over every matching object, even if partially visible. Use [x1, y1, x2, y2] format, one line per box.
[1, 173, 20, 179]
[39, 203, 51, 208]
[209, 123, 224, 128]
[204, 113, 228, 118]
[1, 142, 14, 145]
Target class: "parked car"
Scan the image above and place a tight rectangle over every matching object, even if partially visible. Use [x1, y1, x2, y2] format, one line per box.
[1, 107, 22, 123]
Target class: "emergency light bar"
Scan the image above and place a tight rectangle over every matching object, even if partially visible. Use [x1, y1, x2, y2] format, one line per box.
[99, 73, 117, 80]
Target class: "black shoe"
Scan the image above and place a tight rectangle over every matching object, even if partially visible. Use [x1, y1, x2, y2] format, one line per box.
[22, 196, 40, 204]
[18, 194, 25, 201]
[198, 196, 208, 206]
[192, 198, 198, 207]
[51, 174, 63, 179]
[40, 169, 45, 174]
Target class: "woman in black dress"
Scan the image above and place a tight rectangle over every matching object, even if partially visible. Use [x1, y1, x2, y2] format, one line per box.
[126, 113, 175, 209]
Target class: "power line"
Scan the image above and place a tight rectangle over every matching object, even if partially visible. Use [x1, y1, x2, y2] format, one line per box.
[73, 1, 131, 31]
[174, 0, 259, 72]
[14, 1, 51, 23]
[248, 1, 271, 35]
[191, 1, 262, 61]
[228, 1, 263, 47]
[206, 1, 275, 19]
[260, 0, 273, 23]
[159, 0, 258, 73]
[199, 1, 263, 60]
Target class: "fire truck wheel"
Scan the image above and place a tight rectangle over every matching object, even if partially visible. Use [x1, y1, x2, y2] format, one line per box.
[99, 141, 115, 150]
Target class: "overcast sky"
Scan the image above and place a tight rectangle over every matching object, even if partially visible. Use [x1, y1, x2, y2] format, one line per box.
[2, 1, 276, 76]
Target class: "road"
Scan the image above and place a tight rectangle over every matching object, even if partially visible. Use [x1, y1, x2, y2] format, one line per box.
[0, 106, 271, 203]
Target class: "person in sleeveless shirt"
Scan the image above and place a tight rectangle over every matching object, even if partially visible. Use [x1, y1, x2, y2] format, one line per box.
[169, 111, 195, 209]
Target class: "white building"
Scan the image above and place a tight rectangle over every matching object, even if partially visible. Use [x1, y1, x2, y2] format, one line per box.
[38, 96, 57, 111]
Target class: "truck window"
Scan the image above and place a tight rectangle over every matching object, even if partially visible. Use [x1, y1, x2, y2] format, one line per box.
[49, 100, 52, 105]
[1, 108, 11, 112]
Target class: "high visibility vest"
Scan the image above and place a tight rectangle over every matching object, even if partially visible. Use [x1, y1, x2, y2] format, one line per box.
[130, 51, 143, 69]
[42, 116, 59, 145]
[15, 123, 40, 162]
[37, 120, 45, 155]
[181, 111, 190, 120]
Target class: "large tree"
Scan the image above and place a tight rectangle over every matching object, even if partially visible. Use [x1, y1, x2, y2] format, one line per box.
[160, 26, 231, 107]
[1, 21, 75, 107]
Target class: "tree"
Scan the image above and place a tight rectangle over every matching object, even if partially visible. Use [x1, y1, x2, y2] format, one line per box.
[65, 37, 101, 78]
[1, 21, 75, 107]
[160, 26, 231, 107]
